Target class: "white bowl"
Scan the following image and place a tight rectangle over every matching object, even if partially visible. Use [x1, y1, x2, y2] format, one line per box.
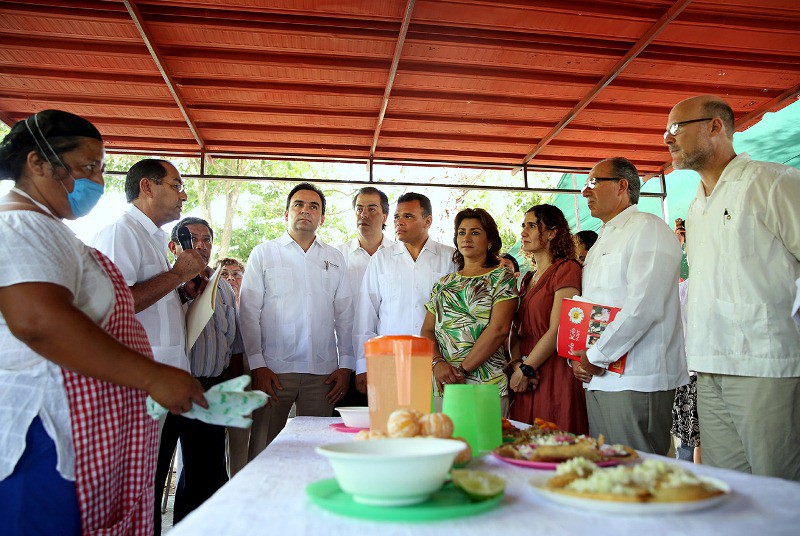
[336, 406, 371, 429]
[316, 438, 463, 506]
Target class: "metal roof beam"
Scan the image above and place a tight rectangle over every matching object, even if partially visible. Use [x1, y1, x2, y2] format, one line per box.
[122, 0, 205, 151]
[514, 0, 694, 173]
[370, 0, 415, 157]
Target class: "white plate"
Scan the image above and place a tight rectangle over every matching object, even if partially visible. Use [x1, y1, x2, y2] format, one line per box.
[532, 476, 731, 515]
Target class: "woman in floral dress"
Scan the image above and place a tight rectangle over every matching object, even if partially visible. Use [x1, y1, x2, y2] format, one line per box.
[507, 204, 589, 434]
[422, 208, 518, 414]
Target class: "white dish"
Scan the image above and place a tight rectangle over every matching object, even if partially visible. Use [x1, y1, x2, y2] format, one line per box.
[316, 438, 464, 506]
[336, 406, 371, 429]
[532, 476, 731, 515]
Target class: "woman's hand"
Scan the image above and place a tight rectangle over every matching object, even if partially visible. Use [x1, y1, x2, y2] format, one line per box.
[508, 365, 527, 392]
[146, 364, 208, 414]
[433, 360, 465, 394]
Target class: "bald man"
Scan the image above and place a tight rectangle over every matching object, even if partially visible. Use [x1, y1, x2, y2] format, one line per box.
[665, 95, 800, 481]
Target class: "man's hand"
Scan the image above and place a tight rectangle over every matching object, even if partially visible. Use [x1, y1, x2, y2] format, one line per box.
[182, 273, 209, 300]
[251, 367, 283, 406]
[570, 350, 604, 381]
[355, 372, 367, 395]
[325, 368, 352, 404]
[171, 249, 206, 283]
[147, 365, 208, 414]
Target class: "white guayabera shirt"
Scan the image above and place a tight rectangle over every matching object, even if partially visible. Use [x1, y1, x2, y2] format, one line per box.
[581, 205, 688, 393]
[352, 238, 457, 375]
[240, 233, 355, 375]
[92, 205, 189, 371]
[685, 153, 800, 377]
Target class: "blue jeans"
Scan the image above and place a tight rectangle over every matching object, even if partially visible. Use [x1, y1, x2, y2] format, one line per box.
[0, 416, 81, 536]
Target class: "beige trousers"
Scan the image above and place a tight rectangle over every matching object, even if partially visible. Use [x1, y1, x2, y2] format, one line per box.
[586, 389, 675, 456]
[247, 373, 334, 461]
[697, 373, 800, 481]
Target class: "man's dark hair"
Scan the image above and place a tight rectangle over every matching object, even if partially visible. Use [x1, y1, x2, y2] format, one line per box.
[501, 253, 520, 273]
[575, 230, 598, 250]
[396, 192, 432, 218]
[125, 159, 170, 203]
[702, 99, 735, 140]
[170, 216, 213, 244]
[352, 186, 390, 215]
[286, 182, 326, 214]
[605, 157, 641, 205]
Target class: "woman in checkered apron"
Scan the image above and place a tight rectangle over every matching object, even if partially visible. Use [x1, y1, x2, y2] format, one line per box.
[0, 110, 206, 535]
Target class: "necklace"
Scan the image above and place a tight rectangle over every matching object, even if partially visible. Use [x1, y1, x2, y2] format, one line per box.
[531, 262, 552, 286]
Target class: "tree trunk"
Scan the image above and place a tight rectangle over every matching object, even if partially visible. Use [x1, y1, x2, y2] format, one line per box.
[219, 179, 241, 259]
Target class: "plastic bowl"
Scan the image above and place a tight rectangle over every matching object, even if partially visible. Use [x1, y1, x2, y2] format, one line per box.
[336, 406, 371, 429]
[316, 438, 463, 506]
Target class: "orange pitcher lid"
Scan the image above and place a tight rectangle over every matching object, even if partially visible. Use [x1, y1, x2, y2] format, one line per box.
[363, 335, 434, 355]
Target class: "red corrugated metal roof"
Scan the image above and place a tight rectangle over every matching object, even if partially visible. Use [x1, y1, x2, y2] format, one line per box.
[1, 0, 798, 174]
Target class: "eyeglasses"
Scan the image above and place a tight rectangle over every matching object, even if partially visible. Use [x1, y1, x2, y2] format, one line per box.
[582, 177, 620, 191]
[664, 117, 713, 138]
[149, 178, 185, 193]
[221, 269, 243, 279]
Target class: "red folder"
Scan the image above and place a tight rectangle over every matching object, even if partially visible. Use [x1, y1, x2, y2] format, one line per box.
[557, 298, 627, 375]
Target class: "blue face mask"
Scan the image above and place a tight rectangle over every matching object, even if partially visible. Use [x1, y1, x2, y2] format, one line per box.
[66, 178, 104, 218]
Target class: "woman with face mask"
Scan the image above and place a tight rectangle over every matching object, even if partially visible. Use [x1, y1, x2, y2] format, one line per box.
[0, 110, 207, 536]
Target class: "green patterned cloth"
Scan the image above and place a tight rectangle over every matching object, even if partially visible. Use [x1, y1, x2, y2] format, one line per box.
[426, 266, 518, 396]
[146, 375, 268, 428]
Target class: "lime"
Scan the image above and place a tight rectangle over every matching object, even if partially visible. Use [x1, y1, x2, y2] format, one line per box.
[451, 469, 506, 502]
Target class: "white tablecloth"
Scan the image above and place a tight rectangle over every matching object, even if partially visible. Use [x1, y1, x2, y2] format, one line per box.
[171, 417, 800, 536]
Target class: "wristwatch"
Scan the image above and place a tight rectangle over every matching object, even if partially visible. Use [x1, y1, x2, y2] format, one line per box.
[519, 363, 536, 378]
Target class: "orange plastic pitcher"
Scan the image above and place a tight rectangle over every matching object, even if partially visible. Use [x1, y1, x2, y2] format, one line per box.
[364, 335, 433, 433]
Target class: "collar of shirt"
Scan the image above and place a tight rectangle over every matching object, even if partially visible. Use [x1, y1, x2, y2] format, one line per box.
[128, 204, 168, 242]
[278, 231, 323, 252]
[602, 204, 639, 232]
[346, 234, 392, 254]
[390, 237, 441, 258]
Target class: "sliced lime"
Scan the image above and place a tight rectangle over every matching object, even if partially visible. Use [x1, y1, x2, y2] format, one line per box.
[451, 469, 506, 502]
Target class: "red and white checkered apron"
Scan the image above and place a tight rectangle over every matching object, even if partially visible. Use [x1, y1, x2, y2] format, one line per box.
[61, 249, 159, 535]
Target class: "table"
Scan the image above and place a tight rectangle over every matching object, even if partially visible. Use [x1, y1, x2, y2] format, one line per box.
[171, 417, 800, 535]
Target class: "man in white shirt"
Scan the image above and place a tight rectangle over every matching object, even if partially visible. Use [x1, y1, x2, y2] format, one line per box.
[336, 186, 393, 399]
[92, 159, 205, 371]
[572, 157, 688, 455]
[92, 158, 206, 533]
[353, 192, 457, 387]
[240, 183, 355, 457]
[665, 95, 800, 480]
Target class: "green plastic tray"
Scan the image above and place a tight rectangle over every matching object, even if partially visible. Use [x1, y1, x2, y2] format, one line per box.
[305, 478, 502, 522]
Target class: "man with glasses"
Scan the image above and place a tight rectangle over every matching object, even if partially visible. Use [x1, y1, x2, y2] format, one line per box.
[665, 95, 800, 481]
[93, 159, 204, 372]
[570, 157, 688, 456]
[337, 186, 393, 399]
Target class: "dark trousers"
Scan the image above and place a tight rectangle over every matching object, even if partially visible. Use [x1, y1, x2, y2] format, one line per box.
[335, 373, 368, 410]
[154, 378, 229, 533]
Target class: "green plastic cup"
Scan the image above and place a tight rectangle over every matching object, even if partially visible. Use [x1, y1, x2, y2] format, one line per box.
[441, 384, 502, 455]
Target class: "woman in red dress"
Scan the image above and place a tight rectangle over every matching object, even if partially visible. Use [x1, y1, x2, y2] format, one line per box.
[508, 204, 589, 435]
